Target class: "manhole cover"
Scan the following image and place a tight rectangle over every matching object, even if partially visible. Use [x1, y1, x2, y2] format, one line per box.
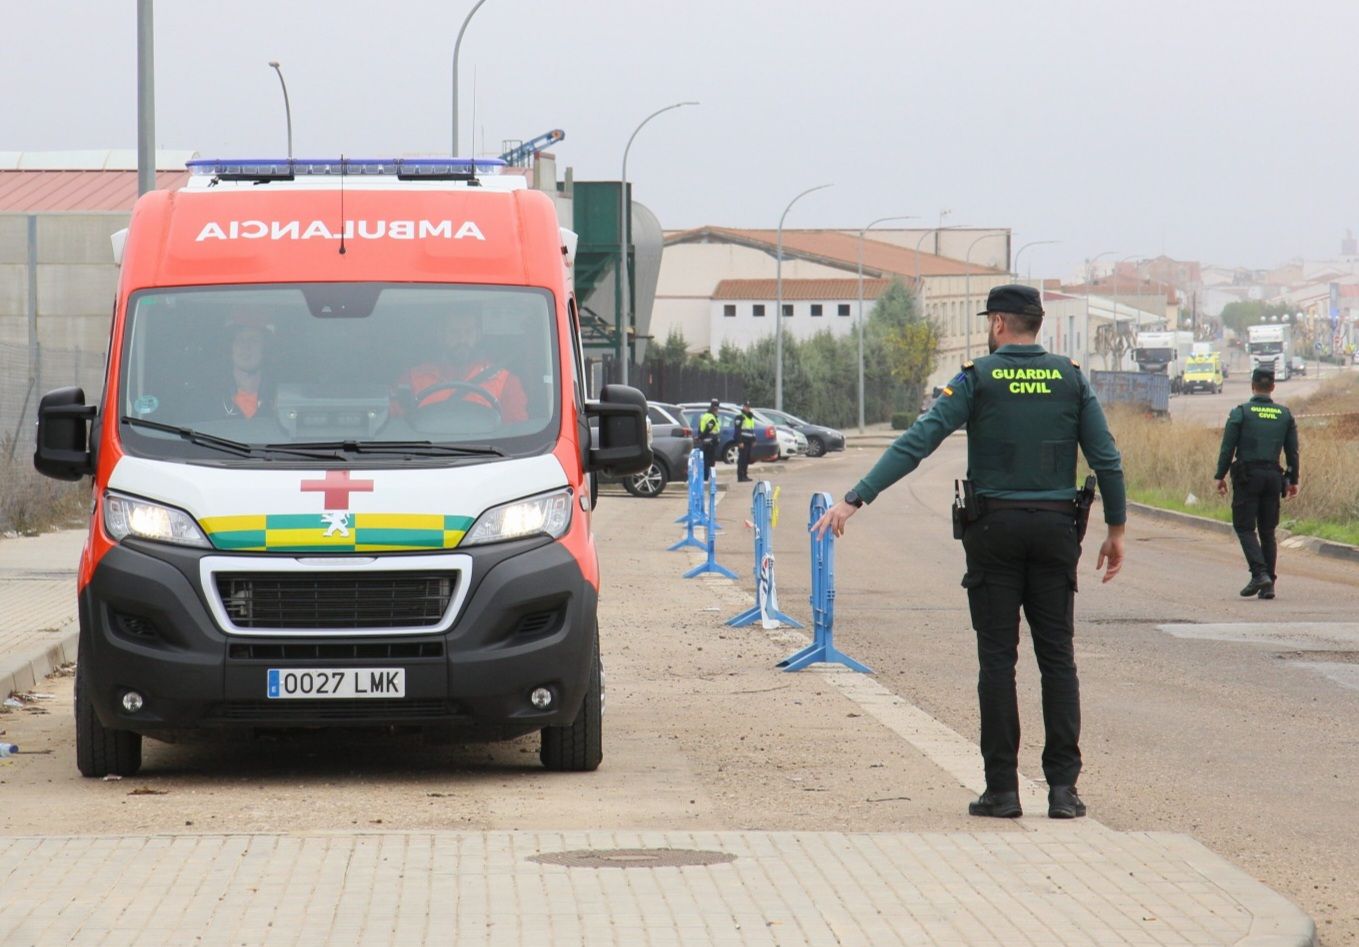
[530, 848, 736, 869]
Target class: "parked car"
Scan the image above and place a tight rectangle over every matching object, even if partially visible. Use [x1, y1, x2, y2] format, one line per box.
[755, 408, 845, 457]
[677, 402, 781, 465]
[775, 425, 807, 458]
[590, 401, 693, 498]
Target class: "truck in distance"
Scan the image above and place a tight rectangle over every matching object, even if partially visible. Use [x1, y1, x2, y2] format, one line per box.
[1132, 330, 1196, 393]
[1246, 323, 1293, 381]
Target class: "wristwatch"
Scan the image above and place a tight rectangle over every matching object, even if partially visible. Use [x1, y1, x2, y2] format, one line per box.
[844, 490, 864, 508]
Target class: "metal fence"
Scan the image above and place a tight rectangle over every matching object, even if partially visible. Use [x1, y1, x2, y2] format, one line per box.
[586, 357, 747, 406]
[1, 341, 105, 461]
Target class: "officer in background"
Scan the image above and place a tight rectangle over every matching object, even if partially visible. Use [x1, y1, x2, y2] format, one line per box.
[813, 284, 1126, 821]
[1213, 368, 1300, 599]
[698, 398, 722, 481]
[736, 402, 758, 482]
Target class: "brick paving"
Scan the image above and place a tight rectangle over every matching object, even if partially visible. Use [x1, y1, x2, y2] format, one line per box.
[0, 830, 1313, 946]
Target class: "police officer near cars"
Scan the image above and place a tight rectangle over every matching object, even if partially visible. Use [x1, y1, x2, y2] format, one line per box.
[813, 284, 1126, 821]
[736, 402, 758, 482]
[1213, 368, 1300, 600]
[698, 398, 722, 481]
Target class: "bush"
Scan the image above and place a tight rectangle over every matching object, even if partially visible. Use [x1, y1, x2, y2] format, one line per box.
[0, 452, 88, 535]
[891, 411, 915, 430]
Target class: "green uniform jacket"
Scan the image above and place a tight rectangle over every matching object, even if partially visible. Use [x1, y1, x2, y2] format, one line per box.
[1213, 395, 1300, 483]
[851, 344, 1127, 525]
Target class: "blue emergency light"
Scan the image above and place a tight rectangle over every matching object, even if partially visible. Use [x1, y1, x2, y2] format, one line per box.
[186, 157, 506, 177]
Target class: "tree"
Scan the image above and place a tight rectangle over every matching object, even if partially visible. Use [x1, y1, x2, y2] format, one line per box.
[1219, 300, 1294, 336]
[867, 279, 939, 414]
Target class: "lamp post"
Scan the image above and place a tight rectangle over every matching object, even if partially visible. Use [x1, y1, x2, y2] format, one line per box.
[857, 214, 916, 431]
[451, 0, 492, 156]
[617, 101, 698, 388]
[912, 223, 970, 317]
[136, 0, 155, 196]
[1110, 253, 1142, 369]
[774, 184, 833, 411]
[1012, 239, 1059, 283]
[267, 61, 293, 160]
[963, 232, 996, 361]
[1085, 250, 1117, 368]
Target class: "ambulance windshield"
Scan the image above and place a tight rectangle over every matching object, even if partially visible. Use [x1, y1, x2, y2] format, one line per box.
[118, 283, 560, 462]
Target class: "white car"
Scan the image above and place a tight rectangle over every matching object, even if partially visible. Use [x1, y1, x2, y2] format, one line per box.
[775, 426, 806, 458]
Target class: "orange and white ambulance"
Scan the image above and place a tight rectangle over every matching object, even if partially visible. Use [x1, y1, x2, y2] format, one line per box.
[34, 157, 649, 777]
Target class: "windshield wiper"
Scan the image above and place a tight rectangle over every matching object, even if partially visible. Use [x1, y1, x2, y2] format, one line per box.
[122, 417, 344, 461]
[274, 439, 506, 458]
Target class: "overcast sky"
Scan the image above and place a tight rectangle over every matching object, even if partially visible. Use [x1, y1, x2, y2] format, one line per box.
[5, 1, 1357, 277]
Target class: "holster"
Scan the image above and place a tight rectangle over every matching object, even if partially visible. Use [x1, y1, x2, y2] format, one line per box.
[952, 479, 980, 540]
[1075, 474, 1096, 543]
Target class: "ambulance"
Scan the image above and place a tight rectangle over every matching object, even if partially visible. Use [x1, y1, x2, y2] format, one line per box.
[33, 157, 651, 777]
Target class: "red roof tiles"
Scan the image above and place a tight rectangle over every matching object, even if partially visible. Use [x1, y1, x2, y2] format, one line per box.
[0, 170, 191, 212]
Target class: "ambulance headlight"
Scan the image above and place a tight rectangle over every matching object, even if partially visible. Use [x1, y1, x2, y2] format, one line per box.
[104, 493, 211, 548]
[461, 490, 573, 546]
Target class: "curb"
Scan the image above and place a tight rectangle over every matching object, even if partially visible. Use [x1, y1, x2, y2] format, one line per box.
[1128, 500, 1359, 564]
[1, 622, 78, 699]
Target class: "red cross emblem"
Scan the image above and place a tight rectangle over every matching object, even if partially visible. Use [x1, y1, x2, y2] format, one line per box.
[300, 470, 374, 510]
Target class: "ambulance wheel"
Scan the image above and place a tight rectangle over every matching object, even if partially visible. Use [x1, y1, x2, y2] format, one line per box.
[75, 661, 142, 778]
[540, 635, 602, 772]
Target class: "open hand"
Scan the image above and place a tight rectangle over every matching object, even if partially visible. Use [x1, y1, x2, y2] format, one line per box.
[811, 500, 859, 539]
[1215, 478, 1228, 497]
[1096, 528, 1125, 583]
[1286, 482, 1300, 499]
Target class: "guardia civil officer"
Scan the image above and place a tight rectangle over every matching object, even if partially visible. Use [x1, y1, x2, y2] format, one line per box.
[736, 402, 757, 482]
[698, 398, 722, 481]
[813, 284, 1126, 820]
[1213, 368, 1300, 599]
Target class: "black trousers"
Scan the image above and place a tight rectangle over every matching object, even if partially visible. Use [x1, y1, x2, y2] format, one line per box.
[1231, 464, 1282, 580]
[962, 508, 1082, 793]
[736, 436, 754, 480]
[700, 440, 718, 480]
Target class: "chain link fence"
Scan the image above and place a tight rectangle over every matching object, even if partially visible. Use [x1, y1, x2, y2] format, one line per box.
[1, 340, 105, 462]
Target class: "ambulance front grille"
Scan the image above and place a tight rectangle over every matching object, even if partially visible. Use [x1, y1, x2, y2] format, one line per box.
[215, 572, 456, 630]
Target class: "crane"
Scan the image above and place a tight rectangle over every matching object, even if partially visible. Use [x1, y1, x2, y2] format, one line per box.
[498, 129, 565, 168]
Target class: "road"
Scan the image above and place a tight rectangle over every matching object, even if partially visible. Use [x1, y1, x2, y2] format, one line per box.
[763, 441, 1359, 945]
[1, 447, 1355, 942]
[1166, 353, 1342, 426]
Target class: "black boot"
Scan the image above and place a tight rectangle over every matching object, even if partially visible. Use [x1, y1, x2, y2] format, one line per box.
[1258, 578, 1275, 600]
[1048, 785, 1086, 819]
[1240, 575, 1270, 597]
[968, 790, 1022, 818]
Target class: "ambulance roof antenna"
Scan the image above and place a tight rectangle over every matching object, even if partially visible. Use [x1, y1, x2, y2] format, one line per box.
[338, 155, 347, 256]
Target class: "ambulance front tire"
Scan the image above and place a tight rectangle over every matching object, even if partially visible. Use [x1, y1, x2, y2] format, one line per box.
[75, 660, 142, 778]
[539, 632, 602, 772]
[410, 381, 502, 419]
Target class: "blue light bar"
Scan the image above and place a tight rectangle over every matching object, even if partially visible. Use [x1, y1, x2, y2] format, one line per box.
[186, 157, 506, 177]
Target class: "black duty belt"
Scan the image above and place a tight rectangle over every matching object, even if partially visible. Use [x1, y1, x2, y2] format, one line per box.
[984, 498, 1076, 514]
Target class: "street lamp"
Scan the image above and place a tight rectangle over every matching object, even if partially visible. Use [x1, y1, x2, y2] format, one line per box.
[1111, 253, 1142, 368]
[912, 223, 970, 315]
[1012, 239, 1059, 282]
[267, 61, 293, 160]
[774, 184, 833, 411]
[963, 232, 996, 361]
[451, 0, 492, 156]
[1085, 250, 1117, 368]
[617, 100, 699, 387]
[857, 214, 916, 432]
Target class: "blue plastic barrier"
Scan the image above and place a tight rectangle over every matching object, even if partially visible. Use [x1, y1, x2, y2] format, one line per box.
[674, 449, 703, 526]
[683, 475, 739, 580]
[727, 481, 802, 628]
[667, 450, 706, 552]
[777, 492, 872, 673]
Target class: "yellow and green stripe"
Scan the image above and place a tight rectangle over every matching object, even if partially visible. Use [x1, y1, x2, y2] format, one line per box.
[199, 513, 475, 553]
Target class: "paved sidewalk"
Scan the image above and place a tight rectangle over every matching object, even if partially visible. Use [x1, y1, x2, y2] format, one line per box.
[0, 829, 1315, 946]
[0, 530, 83, 698]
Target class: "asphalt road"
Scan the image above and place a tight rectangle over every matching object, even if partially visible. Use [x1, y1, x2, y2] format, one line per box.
[1166, 352, 1343, 426]
[763, 441, 1359, 945]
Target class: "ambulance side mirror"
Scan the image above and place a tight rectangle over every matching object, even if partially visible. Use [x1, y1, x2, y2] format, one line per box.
[34, 387, 96, 481]
[585, 384, 651, 476]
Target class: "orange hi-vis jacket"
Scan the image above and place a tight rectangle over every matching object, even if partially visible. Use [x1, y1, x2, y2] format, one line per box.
[401, 360, 528, 424]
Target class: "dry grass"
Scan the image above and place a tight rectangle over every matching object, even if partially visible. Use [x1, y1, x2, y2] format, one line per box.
[0, 451, 89, 535]
[1106, 384, 1359, 544]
